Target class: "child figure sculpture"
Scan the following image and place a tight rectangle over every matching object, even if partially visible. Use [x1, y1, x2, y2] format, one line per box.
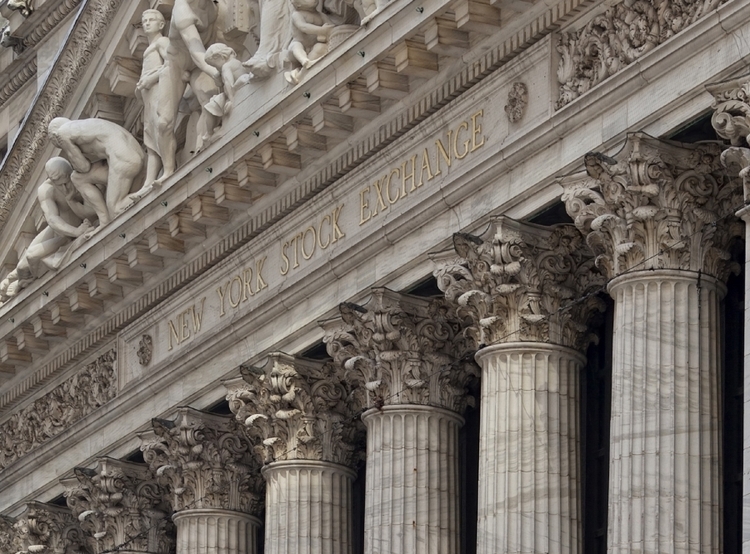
[199, 43, 251, 149]
[285, 0, 334, 84]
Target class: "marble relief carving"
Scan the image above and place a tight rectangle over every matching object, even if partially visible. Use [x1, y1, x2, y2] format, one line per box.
[139, 407, 264, 514]
[504, 82, 527, 123]
[555, 0, 728, 109]
[224, 352, 364, 466]
[560, 133, 743, 280]
[62, 458, 174, 554]
[0, 0, 364, 295]
[13, 502, 90, 554]
[434, 218, 605, 350]
[0, 349, 116, 469]
[322, 288, 478, 412]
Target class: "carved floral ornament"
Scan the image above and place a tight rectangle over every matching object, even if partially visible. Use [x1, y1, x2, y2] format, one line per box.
[0, 349, 117, 470]
[139, 407, 264, 514]
[559, 133, 743, 281]
[555, 0, 728, 109]
[62, 458, 174, 554]
[224, 353, 364, 467]
[10, 502, 90, 554]
[707, 74, 750, 204]
[433, 217, 605, 351]
[321, 288, 478, 413]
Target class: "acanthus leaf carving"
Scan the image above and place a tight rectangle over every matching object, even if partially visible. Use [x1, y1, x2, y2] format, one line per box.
[433, 217, 606, 351]
[555, 0, 728, 110]
[139, 407, 264, 514]
[224, 353, 364, 467]
[0, 349, 117, 470]
[62, 458, 174, 554]
[14, 501, 91, 554]
[0, 514, 23, 554]
[321, 288, 478, 413]
[560, 133, 743, 281]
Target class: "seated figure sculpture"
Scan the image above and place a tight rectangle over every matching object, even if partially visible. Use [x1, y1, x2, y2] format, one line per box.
[47, 117, 148, 226]
[0, 158, 97, 301]
[285, 0, 334, 84]
[199, 43, 251, 148]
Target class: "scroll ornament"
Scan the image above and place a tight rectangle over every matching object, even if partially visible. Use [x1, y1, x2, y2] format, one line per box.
[434, 218, 605, 351]
[322, 288, 478, 413]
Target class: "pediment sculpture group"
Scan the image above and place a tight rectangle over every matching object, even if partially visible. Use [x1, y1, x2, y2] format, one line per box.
[0, 0, 383, 303]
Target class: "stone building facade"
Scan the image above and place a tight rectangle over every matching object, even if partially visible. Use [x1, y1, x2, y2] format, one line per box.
[0, 0, 748, 551]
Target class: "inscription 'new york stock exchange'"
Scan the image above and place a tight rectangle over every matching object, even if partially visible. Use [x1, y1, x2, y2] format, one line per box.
[164, 110, 485, 351]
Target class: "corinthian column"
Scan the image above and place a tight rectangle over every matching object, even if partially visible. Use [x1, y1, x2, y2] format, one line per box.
[561, 133, 743, 554]
[224, 353, 364, 554]
[434, 217, 604, 554]
[322, 288, 477, 554]
[139, 407, 264, 554]
[13, 501, 89, 554]
[62, 457, 174, 554]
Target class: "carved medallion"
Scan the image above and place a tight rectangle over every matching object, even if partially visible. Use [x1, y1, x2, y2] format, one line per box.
[504, 82, 527, 123]
[137, 334, 153, 366]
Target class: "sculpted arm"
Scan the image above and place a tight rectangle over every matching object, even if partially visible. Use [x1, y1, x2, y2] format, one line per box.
[38, 184, 85, 238]
[292, 12, 331, 37]
[57, 135, 91, 173]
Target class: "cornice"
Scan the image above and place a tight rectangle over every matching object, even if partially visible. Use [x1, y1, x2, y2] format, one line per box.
[0, 0, 596, 415]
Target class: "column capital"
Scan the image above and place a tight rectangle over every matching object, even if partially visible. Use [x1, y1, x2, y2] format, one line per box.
[433, 217, 605, 351]
[13, 502, 88, 554]
[224, 352, 364, 467]
[707, 75, 750, 205]
[139, 407, 264, 514]
[560, 133, 743, 281]
[62, 457, 173, 554]
[321, 288, 478, 412]
[0, 515, 22, 554]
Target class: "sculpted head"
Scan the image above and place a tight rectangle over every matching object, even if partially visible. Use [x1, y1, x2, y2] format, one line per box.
[204, 43, 236, 69]
[47, 117, 70, 147]
[141, 9, 165, 35]
[45, 157, 73, 185]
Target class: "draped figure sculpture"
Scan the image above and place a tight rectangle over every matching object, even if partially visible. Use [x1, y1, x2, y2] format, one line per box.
[154, 0, 222, 184]
[137, 9, 170, 188]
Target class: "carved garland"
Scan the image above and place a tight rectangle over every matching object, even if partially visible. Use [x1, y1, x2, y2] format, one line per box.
[555, 0, 729, 110]
[0, 349, 116, 469]
[0, 0, 121, 233]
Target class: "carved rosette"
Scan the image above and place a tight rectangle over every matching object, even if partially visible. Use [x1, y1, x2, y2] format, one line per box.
[13, 502, 90, 554]
[434, 217, 605, 351]
[322, 288, 477, 412]
[560, 133, 743, 281]
[139, 408, 263, 514]
[62, 458, 174, 554]
[224, 353, 364, 467]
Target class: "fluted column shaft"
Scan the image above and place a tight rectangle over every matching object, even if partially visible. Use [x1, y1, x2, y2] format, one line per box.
[473, 342, 583, 554]
[263, 460, 355, 554]
[362, 405, 463, 554]
[173, 509, 260, 554]
[607, 270, 722, 554]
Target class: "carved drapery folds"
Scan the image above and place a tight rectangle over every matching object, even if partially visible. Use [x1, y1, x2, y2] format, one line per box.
[322, 288, 477, 412]
[434, 217, 604, 351]
[0, 349, 117, 470]
[556, 0, 728, 109]
[560, 133, 743, 281]
[139, 407, 263, 514]
[13, 502, 90, 554]
[224, 353, 364, 467]
[62, 458, 174, 554]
